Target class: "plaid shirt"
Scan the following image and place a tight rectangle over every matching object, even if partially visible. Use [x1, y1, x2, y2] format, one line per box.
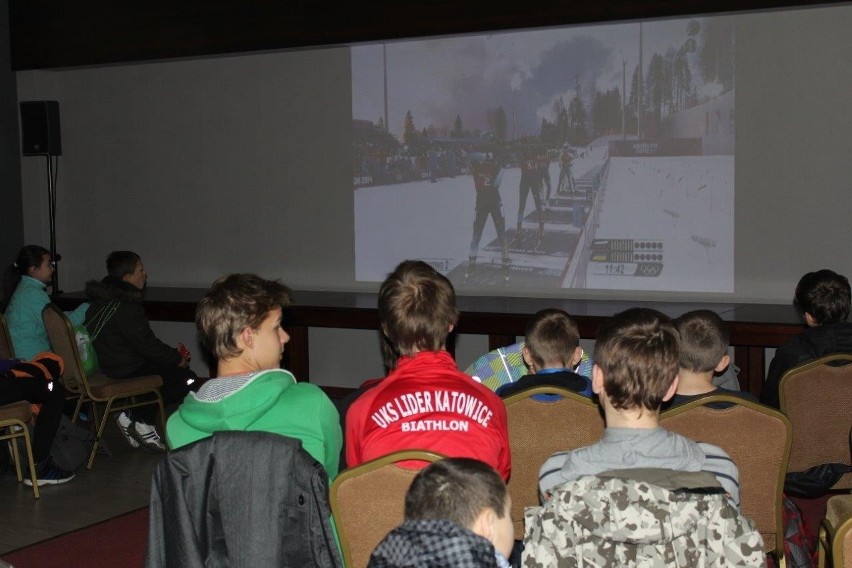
[369, 519, 500, 567]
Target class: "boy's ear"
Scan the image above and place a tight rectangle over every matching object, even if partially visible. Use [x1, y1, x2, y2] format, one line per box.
[591, 364, 605, 394]
[570, 346, 583, 368]
[235, 327, 254, 350]
[662, 374, 680, 402]
[448, 323, 455, 334]
[522, 346, 534, 369]
[714, 354, 731, 373]
[470, 508, 495, 542]
[803, 312, 818, 327]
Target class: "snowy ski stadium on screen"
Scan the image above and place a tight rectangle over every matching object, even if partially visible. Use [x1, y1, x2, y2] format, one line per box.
[353, 16, 734, 294]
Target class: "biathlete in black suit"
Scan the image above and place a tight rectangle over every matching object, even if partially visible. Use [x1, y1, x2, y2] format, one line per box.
[467, 152, 510, 282]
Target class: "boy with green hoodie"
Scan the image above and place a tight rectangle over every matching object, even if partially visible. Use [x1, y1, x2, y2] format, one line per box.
[166, 273, 341, 478]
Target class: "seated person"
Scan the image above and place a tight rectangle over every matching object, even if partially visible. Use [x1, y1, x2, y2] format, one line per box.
[538, 308, 740, 507]
[0, 352, 73, 486]
[496, 308, 591, 398]
[666, 309, 757, 409]
[761, 269, 852, 408]
[167, 273, 341, 478]
[369, 458, 514, 568]
[346, 260, 510, 480]
[2, 245, 88, 360]
[85, 251, 197, 451]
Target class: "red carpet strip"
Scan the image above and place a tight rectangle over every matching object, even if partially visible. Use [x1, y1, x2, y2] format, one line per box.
[1, 507, 148, 568]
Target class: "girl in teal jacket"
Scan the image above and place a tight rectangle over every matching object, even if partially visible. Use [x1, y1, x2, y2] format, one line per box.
[2, 245, 88, 360]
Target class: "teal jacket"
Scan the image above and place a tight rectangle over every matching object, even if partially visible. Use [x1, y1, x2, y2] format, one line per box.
[167, 368, 342, 479]
[4, 276, 88, 360]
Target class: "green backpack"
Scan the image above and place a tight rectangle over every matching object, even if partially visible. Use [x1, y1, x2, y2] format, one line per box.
[75, 302, 118, 373]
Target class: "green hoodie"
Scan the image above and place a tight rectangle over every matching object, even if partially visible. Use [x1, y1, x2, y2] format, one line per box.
[166, 368, 341, 479]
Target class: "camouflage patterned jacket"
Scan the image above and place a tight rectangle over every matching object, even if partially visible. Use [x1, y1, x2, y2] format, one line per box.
[523, 469, 765, 567]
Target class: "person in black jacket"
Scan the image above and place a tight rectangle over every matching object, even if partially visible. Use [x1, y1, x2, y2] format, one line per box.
[85, 251, 197, 450]
[760, 269, 852, 408]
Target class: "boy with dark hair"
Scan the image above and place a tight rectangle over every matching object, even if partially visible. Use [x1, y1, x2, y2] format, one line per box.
[346, 260, 511, 480]
[538, 308, 740, 506]
[369, 458, 514, 568]
[667, 309, 756, 408]
[106, 250, 143, 280]
[86, 251, 197, 451]
[496, 309, 590, 398]
[760, 269, 852, 408]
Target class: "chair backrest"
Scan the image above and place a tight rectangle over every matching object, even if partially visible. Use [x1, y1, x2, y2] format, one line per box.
[0, 401, 39, 498]
[660, 395, 791, 557]
[42, 303, 89, 397]
[780, 354, 852, 488]
[837, 517, 852, 568]
[823, 494, 852, 568]
[503, 386, 605, 540]
[329, 450, 444, 568]
[0, 313, 15, 360]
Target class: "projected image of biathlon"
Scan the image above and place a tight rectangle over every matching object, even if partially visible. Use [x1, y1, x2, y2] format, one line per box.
[353, 16, 734, 293]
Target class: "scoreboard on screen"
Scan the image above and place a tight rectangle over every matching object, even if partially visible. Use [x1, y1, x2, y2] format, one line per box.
[589, 239, 663, 277]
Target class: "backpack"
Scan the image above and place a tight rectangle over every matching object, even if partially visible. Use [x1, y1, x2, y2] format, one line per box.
[782, 494, 818, 568]
[50, 415, 103, 471]
[77, 301, 119, 373]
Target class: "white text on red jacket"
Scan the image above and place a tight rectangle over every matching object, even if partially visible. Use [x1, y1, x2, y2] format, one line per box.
[370, 390, 494, 431]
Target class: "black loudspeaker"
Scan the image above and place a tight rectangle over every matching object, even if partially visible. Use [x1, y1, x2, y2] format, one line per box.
[20, 100, 62, 156]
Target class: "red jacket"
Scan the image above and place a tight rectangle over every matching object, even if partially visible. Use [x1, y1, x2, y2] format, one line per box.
[345, 351, 511, 480]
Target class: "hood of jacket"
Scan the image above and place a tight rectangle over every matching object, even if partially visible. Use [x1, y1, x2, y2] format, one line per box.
[85, 276, 143, 303]
[174, 369, 296, 435]
[524, 471, 765, 566]
[531, 470, 749, 544]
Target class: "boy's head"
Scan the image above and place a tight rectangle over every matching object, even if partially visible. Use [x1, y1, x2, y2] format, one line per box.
[593, 308, 680, 412]
[674, 310, 731, 374]
[378, 260, 459, 357]
[794, 269, 851, 325]
[106, 250, 141, 279]
[107, 251, 147, 290]
[523, 309, 582, 372]
[196, 273, 292, 360]
[405, 458, 513, 559]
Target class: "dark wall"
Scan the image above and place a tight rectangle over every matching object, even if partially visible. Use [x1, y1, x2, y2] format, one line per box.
[8, 0, 842, 70]
[1, 0, 23, 265]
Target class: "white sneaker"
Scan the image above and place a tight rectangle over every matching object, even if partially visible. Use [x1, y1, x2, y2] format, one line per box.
[132, 421, 166, 452]
[115, 411, 140, 449]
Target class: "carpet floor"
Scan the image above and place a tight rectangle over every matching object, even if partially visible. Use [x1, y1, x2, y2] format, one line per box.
[1, 507, 148, 568]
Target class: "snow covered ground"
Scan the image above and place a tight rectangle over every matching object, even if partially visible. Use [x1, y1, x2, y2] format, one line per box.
[585, 156, 734, 293]
[354, 151, 733, 294]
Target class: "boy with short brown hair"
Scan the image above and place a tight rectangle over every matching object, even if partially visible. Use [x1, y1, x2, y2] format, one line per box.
[668, 309, 756, 408]
[378, 259, 460, 356]
[538, 308, 740, 506]
[346, 260, 511, 480]
[370, 458, 514, 567]
[497, 308, 590, 398]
